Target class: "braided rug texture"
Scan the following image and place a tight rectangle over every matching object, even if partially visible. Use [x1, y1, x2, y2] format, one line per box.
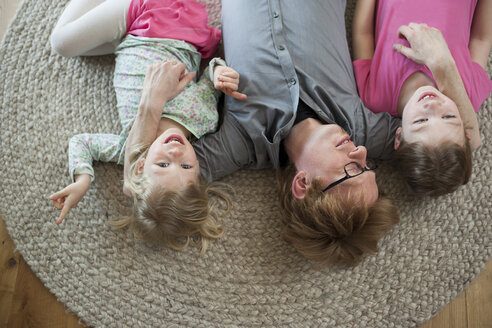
[1, 1, 490, 327]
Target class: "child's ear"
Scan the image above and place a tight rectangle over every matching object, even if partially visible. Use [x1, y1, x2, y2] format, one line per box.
[136, 158, 145, 175]
[394, 127, 402, 150]
[292, 171, 310, 199]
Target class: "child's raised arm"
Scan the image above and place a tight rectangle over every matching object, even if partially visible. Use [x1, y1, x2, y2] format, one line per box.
[123, 61, 195, 195]
[352, 0, 376, 60]
[50, 133, 123, 223]
[469, 0, 492, 69]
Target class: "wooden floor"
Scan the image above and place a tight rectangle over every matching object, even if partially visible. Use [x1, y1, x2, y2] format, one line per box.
[1, 1, 491, 327]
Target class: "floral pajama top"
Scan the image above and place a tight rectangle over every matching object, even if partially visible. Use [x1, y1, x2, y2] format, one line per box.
[68, 35, 223, 182]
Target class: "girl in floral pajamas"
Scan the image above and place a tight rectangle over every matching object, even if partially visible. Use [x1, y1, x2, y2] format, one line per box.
[49, 0, 246, 252]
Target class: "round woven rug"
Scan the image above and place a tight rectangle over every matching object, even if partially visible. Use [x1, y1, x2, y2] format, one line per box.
[1, 1, 491, 327]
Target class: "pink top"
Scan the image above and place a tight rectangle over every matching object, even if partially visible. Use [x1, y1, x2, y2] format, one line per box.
[353, 0, 492, 116]
[126, 0, 221, 58]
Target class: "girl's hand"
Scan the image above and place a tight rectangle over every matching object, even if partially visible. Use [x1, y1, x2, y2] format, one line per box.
[214, 66, 247, 100]
[141, 61, 196, 115]
[393, 23, 454, 71]
[49, 174, 91, 225]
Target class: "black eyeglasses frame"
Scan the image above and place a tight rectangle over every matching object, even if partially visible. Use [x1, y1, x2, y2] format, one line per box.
[321, 160, 377, 193]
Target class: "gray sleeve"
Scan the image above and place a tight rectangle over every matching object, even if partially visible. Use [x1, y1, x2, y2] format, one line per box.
[353, 105, 401, 161]
[193, 113, 255, 182]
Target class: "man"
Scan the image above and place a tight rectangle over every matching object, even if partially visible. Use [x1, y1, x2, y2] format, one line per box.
[196, 0, 401, 266]
[190, 0, 401, 266]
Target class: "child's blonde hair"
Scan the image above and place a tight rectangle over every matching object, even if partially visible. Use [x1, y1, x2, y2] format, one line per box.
[110, 142, 230, 253]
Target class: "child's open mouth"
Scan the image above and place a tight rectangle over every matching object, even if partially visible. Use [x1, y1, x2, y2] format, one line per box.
[164, 134, 185, 145]
[418, 92, 437, 102]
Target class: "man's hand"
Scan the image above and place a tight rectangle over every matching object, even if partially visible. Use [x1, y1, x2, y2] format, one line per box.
[140, 61, 196, 115]
[214, 66, 247, 100]
[393, 23, 454, 71]
[49, 174, 91, 225]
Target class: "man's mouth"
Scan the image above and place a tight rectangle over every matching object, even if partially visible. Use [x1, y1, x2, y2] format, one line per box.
[336, 135, 351, 147]
[164, 134, 185, 145]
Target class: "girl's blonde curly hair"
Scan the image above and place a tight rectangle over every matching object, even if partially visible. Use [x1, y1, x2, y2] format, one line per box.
[110, 142, 231, 254]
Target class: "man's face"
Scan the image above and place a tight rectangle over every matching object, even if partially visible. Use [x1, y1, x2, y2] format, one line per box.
[294, 124, 378, 205]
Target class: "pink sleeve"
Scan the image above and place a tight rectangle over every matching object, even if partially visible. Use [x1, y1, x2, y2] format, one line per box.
[353, 59, 372, 102]
[468, 62, 492, 112]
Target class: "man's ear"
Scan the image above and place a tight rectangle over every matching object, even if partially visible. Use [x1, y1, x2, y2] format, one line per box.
[394, 127, 402, 150]
[292, 171, 310, 199]
[136, 158, 145, 175]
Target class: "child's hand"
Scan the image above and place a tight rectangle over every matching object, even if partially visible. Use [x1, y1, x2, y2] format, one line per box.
[141, 61, 196, 114]
[214, 66, 247, 100]
[393, 23, 454, 71]
[49, 174, 91, 225]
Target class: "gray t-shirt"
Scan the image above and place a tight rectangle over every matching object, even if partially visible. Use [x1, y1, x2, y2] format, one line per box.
[193, 0, 400, 181]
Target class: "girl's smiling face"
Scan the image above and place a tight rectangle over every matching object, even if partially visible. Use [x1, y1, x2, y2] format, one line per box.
[139, 128, 199, 190]
[397, 86, 466, 148]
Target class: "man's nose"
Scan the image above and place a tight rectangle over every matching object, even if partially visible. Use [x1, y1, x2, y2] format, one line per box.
[348, 146, 367, 165]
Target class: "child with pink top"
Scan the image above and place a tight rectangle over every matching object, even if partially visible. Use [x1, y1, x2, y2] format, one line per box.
[352, 0, 492, 196]
[49, 0, 246, 252]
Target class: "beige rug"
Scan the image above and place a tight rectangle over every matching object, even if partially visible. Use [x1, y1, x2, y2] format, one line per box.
[1, 0, 490, 327]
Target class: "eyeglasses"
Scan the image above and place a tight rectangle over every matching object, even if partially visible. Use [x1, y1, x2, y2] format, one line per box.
[322, 160, 378, 193]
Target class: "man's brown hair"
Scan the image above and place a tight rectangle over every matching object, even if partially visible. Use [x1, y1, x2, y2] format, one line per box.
[395, 136, 472, 197]
[277, 163, 399, 267]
